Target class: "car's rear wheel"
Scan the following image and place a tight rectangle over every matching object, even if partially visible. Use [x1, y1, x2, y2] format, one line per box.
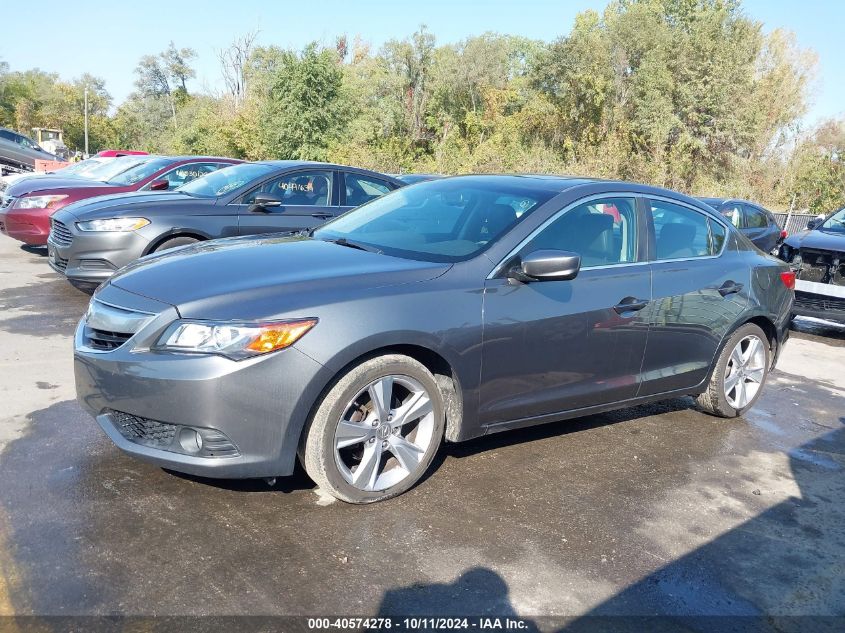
[696, 323, 770, 417]
[153, 236, 199, 252]
[302, 354, 445, 503]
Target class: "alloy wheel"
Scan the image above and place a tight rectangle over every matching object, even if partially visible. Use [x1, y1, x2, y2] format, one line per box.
[723, 334, 766, 409]
[334, 375, 435, 492]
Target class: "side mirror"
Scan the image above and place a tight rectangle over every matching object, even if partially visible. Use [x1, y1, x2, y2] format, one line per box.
[249, 192, 284, 213]
[807, 218, 821, 230]
[149, 179, 169, 191]
[509, 249, 581, 282]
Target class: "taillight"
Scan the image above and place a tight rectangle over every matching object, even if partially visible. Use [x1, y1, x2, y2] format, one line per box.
[780, 230, 788, 239]
[780, 271, 796, 290]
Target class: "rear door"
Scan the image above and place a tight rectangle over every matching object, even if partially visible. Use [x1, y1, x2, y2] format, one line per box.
[235, 169, 339, 235]
[639, 198, 749, 396]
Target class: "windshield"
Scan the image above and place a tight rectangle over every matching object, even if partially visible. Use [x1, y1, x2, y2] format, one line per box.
[53, 157, 107, 177]
[86, 155, 154, 182]
[313, 178, 555, 262]
[821, 207, 845, 232]
[106, 157, 174, 185]
[178, 162, 274, 198]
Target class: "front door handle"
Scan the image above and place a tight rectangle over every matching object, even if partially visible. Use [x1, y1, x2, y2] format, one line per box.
[718, 281, 744, 297]
[613, 297, 649, 314]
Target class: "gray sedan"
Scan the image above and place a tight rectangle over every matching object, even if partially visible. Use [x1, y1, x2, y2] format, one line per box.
[48, 161, 403, 292]
[74, 175, 794, 503]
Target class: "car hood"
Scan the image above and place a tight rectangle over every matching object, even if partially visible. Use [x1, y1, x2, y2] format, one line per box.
[57, 191, 199, 220]
[109, 235, 451, 319]
[5, 176, 117, 197]
[785, 228, 845, 252]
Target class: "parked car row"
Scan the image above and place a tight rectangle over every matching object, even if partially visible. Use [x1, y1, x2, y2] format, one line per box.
[0, 152, 801, 502]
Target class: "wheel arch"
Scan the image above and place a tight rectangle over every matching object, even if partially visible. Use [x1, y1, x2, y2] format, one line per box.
[143, 230, 210, 255]
[703, 312, 779, 391]
[296, 342, 466, 460]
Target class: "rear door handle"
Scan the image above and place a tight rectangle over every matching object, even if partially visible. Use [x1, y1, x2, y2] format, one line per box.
[311, 212, 333, 219]
[718, 281, 744, 297]
[613, 297, 649, 314]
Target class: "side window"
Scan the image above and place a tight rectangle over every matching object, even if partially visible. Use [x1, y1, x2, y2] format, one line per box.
[345, 173, 392, 207]
[243, 170, 333, 207]
[743, 205, 769, 229]
[523, 197, 638, 268]
[0, 131, 15, 142]
[708, 218, 727, 255]
[154, 163, 223, 189]
[721, 203, 743, 228]
[650, 200, 712, 260]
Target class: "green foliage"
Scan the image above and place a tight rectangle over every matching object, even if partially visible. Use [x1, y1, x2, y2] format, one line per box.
[1, 1, 839, 212]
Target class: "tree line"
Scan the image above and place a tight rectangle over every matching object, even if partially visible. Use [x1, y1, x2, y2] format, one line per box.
[1, 0, 843, 212]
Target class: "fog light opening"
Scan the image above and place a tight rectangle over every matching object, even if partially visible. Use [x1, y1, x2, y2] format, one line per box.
[178, 427, 203, 454]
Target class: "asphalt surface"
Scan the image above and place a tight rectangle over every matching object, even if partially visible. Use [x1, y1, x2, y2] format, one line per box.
[0, 236, 843, 628]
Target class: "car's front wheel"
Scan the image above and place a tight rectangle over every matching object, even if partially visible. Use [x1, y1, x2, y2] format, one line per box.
[696, 323, 770, 417]
[302, 354, 445, 503]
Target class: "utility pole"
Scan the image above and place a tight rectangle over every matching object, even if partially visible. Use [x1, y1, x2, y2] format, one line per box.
[84, 88, 89, 157]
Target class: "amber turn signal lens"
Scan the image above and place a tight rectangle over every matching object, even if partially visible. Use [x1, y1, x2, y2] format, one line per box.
[245, 319, 318, 354]
[779, 271, 796, 290]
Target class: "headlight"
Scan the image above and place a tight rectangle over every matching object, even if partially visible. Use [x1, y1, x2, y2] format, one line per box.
[17, 194, 68, 209]
[76, 217, 150, 232]
[154, 318, 318, 360]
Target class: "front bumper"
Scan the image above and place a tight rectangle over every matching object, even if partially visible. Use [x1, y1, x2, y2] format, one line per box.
[792, 280, 845, 323]
[2, 207, 52, 245]
[48, 224, 150, 284]
[74, 284, 331, 478]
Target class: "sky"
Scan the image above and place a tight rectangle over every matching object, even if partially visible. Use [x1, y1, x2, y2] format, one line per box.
[2, 0, 843, 125]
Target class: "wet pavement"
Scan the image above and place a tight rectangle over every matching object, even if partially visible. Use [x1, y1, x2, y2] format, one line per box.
[0, 237, 843, 627]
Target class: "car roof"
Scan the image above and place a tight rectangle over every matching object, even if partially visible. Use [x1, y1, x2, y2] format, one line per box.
[250, 160, 402, 183]
[698, 197, 767, 209]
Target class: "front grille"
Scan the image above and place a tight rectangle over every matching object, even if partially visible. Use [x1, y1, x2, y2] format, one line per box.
[80, 300, 153, 352]
[83, 326, 132, 351]
[50, 219, 73, 246]
[795, 291, 845, 314]
[109, 411, 240, 457]
[113, 411, 177, 448]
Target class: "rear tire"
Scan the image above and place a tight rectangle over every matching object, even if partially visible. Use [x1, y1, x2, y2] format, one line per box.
[302, 354, 445, 504]
[153, 236, 199, 252]
[696, 323, 770, 417]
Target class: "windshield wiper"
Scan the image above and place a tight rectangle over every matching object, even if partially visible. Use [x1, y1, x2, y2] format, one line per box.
[321, 237, 382, 254]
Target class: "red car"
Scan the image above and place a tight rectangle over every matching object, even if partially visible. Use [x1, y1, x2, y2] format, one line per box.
[0, 155, 241, 246]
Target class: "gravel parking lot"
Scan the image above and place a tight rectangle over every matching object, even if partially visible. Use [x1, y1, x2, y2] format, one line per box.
[0, 236, 843, 624]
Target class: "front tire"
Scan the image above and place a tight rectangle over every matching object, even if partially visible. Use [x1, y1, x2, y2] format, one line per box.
[302, 354, 445, 504]
[696, 323, 770, 417]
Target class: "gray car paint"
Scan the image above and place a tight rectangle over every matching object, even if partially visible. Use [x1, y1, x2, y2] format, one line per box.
[699, 197, 781, 253]
[49, 162, 403, 287]
[74, 177, 794, 480]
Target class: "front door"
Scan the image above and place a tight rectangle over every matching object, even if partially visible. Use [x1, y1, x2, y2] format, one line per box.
[479, 196, 652, 426]
[235, 169, 338, 235]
